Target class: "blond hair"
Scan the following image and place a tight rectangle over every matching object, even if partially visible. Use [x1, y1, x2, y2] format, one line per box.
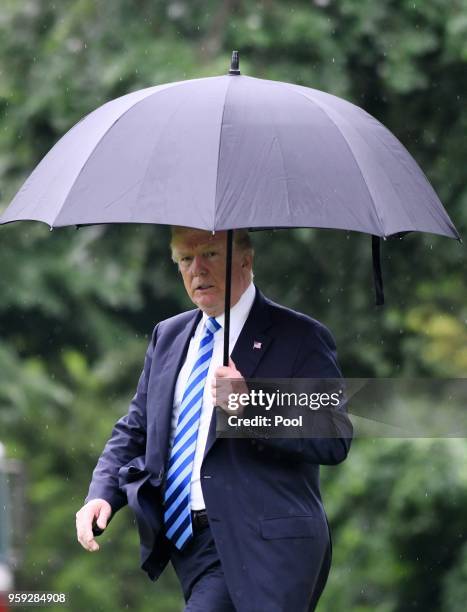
[170, 227, 253, 261]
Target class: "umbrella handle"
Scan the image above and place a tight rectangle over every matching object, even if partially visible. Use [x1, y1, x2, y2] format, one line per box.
[223, 230, 233, 366]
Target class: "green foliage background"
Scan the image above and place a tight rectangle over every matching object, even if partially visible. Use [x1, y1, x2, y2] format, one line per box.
[0, 1, 466, 610]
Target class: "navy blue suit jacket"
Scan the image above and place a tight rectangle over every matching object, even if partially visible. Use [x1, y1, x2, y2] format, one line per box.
[86, 287, 352, 611]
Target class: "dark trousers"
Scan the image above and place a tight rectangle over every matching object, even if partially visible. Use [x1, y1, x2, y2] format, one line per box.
[170, 523, 235, 612]
[169, 522, 331, 612]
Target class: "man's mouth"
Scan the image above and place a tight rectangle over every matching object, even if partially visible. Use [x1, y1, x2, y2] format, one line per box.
[195, 284, 214, 291]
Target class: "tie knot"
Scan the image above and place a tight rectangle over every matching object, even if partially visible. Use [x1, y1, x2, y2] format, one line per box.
[205, 316, 221, 335]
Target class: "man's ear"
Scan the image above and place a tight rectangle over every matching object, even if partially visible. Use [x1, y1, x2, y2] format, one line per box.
[240, 251, 252, 269]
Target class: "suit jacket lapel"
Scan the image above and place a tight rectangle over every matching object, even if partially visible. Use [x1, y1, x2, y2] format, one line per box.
[204, 287, 273, 459]
[230, 287, 273, 377]
[152, 309, 202, 470]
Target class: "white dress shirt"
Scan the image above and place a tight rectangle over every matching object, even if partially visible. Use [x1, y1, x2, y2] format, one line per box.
[170, 281, 256, 510]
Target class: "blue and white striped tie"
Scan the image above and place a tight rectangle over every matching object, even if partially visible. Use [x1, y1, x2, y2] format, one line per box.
[164, 316, 221, 549]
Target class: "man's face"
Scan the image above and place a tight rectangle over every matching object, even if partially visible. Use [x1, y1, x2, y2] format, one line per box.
[171, 229, 253, 317]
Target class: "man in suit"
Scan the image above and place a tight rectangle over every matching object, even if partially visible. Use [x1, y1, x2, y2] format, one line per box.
[76, 227, 352, 611]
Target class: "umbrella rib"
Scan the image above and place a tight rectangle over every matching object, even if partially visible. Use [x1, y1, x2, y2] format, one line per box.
[268, 135, 292, 224]
[131, 91, 197, 221]
[262, 84, 292, 224]
[213, 76, 235, 231]
[287, 85, 387, 238]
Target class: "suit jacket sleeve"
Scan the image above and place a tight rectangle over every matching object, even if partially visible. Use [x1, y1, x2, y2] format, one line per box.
[251, 321, 353, 465]
[84, 325, 158, 513]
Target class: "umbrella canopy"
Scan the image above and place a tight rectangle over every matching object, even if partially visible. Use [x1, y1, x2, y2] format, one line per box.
[0, 56, 459, 241]
[0, 52, 461, 362]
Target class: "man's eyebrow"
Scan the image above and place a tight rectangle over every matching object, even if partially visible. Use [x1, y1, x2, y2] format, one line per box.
[172, 241, 220, 257]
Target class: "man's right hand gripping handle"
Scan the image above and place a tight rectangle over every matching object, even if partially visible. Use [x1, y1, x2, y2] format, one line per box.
[76, 499, 112, 552]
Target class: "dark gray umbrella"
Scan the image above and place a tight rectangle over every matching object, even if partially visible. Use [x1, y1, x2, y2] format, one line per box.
[0, 51, 461, 363]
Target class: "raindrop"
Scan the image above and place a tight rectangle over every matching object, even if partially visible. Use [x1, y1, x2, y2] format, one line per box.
[246, 14, 261, 30]
[167, 2, 186, 20]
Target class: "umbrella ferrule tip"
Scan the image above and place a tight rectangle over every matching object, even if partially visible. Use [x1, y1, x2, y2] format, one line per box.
[229, 50, 240, 75]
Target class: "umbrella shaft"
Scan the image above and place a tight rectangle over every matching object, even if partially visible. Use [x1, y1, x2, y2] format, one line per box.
[223, 230, 233, 366]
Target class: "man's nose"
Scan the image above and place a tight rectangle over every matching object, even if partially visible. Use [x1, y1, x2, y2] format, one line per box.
[190, 255, 207, 275]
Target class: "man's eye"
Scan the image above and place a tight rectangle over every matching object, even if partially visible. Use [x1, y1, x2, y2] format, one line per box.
[204, 251, 217, 258]
[180, 256, 193, 264]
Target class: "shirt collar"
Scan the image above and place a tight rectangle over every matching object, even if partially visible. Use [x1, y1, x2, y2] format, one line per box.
[202, 282, 256, 338]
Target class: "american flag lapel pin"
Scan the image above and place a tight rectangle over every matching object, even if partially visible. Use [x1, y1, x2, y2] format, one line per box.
[253, 340, 262, 350]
